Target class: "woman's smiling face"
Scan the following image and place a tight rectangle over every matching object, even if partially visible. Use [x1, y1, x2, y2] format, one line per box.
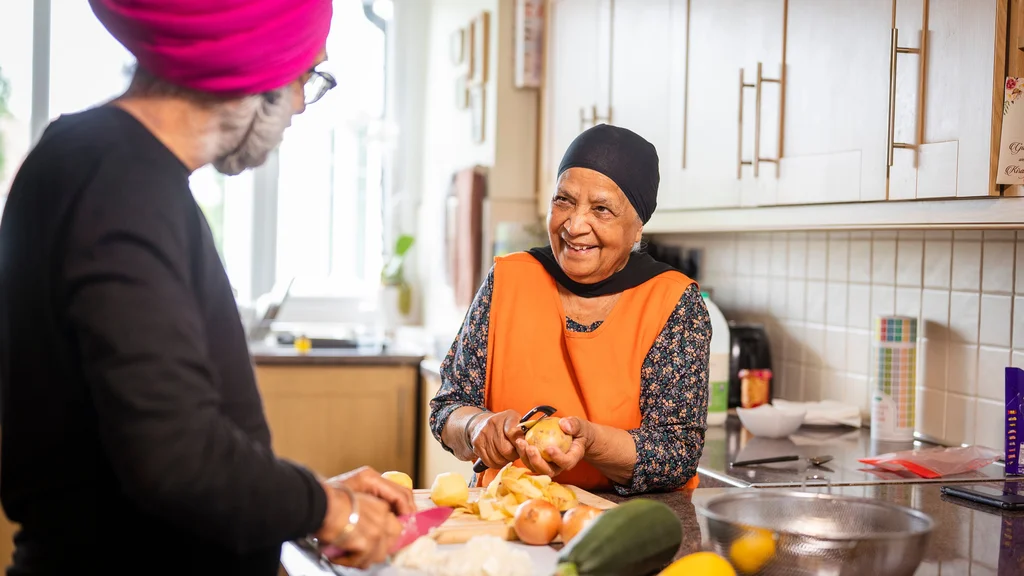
[547, 167, 643, 284]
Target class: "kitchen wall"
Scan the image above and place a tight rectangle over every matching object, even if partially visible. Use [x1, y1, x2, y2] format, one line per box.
[395, 0, 540, 342]
[658, 229, 1024, 451]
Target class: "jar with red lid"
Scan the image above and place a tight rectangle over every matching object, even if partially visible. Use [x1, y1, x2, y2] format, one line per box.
[739, 368, 773, 409]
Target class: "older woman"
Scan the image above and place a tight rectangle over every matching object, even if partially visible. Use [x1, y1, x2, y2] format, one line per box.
[429, 124, 711, 495]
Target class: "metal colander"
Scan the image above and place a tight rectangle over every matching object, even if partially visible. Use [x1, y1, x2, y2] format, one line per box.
[698, 491, 934, 576]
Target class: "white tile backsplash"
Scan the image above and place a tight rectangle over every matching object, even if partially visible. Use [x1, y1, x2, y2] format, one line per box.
[982, 240, 1015, 294]
[806, 280, 827, 324]
[788, 233, 808, 278]
[921, 289, 950, 341]
[947, 343, 979, 396]
[945, 394, 977, 445]
[948, 292, 980, 343]
[849, 239, 873, 281]
[952, 241, 982, 291]
[924, 239, 953, 289]
[826, 282, 847, 326]
[827, 236, 849, 282]
[975, 399, 1004, 451]
[663, 228, 1024, 447]
[872, 236, 897, 285]
[979, 294, 1012, 347]
[897, 236, 924, 287]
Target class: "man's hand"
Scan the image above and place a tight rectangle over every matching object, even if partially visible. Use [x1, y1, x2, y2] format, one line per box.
[315, 484, 402, 569]
[326, 466, 416, 516]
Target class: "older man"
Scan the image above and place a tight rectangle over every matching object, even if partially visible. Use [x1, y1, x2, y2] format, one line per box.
[0, 1, 413, 574]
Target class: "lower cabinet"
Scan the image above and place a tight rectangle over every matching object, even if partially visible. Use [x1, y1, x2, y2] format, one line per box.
[255, 364, 419, 480]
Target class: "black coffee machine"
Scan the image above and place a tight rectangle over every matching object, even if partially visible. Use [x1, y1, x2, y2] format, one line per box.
[728, 322, 772, 408]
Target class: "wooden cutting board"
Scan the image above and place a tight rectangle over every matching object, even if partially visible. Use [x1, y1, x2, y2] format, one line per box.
[412, 486, 617, 545]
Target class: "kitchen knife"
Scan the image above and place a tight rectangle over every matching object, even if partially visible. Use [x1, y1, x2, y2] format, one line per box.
[730, 455, 801, 467]
[318, 506, 454, 560]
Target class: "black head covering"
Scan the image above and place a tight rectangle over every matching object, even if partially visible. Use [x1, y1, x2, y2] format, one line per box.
[529, 124, 675, 299]
[556, 123, 660, 223]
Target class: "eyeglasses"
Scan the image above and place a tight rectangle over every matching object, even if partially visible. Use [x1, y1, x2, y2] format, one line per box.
[304, 69, 337, 105]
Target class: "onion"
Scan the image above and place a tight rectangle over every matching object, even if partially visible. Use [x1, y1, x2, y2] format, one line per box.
[513, 499, 562, 545]
[559, 504, 603, 543]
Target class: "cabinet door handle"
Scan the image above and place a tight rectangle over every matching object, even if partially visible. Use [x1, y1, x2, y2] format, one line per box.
[579, 104, 599, 131]
[753, 62, 783, 178]
[887, 20, 927, 174]
[738, 68, 756, 179]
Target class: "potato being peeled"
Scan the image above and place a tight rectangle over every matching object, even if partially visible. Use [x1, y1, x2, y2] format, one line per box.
[430, 472, 469, 507]
[525, 418, 571, 462]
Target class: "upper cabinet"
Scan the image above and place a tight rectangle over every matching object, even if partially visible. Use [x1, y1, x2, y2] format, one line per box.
[888, 0, 1004, 200]
[539, 0, 1011, 220]
[538, 0, 613, 214]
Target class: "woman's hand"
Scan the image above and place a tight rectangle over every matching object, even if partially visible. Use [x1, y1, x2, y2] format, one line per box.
[315, 484, 403, 569]
[469, 409, 524, 469]
[515, 416, 591, 477]
[326, 466, 416, 516]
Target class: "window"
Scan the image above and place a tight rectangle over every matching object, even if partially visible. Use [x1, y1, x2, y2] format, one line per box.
[274, 0, 387, 296]
[0, 0, 33, 201]
[0, 1, 389, 305]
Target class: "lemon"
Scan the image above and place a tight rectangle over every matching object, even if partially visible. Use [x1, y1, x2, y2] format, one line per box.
[430, 472, 469, 507]
[659, 551, 736, 576]
[729, 529, 776, 574]
[381, 470, 413, 490]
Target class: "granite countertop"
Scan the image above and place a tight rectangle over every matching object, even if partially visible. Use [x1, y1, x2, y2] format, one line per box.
[697, 414, 1006, 488]
[250, 342, 425, 367]
[281, 483, 1021, 574]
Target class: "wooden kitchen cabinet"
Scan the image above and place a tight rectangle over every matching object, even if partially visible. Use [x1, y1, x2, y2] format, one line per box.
[662, 0, 746, 210]
[888, 0, 1005, 199]
[609, 0, 673, 198]
[538, 0, 613, 214]
[661, 0, 785, 210]
[776, 0, 893, 204]
[418, 369, 475, 489]
[540, 0, 1011, 221]
[255, 365, 418, 479]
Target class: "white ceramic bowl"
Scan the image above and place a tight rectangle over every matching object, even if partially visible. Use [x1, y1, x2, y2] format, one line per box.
[736, 404, 807, 439]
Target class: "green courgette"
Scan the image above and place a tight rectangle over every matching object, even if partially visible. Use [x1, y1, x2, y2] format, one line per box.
[554, 499, 683, 576]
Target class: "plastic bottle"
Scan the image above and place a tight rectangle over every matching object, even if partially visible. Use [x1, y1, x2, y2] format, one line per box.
[702, 291, 730, 426]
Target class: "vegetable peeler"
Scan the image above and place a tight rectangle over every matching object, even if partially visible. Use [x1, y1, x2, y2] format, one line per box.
[472, 405, 557, 474]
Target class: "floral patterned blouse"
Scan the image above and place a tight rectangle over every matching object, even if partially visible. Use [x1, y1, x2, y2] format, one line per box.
[428, 266, 711, 496]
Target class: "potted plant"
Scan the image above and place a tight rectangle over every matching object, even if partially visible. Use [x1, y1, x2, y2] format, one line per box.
[380, 234, 415, 328]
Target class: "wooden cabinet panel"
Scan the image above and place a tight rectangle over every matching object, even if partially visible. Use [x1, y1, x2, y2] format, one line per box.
[665, 0, 746, 209]
[779, 0, 893, 204]
[737, 0, 786, 207]
[539, 0, 612, 213]
[609, 0, 673, 198]
[889, 0, 1004, 199]
[255, 365, 417, 479]
[418, 371, 475, 489]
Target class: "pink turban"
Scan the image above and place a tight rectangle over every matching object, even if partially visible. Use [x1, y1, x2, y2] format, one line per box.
[88, 0, 333, 96]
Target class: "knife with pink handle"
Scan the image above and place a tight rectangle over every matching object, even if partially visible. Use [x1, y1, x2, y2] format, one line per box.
[318, 506, 454, 561]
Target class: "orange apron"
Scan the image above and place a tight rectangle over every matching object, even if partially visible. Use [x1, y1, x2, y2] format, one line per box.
[480, 252, 700, 492]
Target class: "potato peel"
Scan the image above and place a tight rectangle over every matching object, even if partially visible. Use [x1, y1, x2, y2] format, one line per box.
[466, 464, 578, 524]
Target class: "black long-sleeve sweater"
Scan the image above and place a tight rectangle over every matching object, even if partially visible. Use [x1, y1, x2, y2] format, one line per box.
[0, 105, 326, 575]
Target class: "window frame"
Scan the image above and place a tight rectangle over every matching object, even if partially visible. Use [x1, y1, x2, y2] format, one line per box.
[22, 0, 389, 304]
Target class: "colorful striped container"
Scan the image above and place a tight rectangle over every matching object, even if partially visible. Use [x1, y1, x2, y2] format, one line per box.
[870, 316, 918, 441]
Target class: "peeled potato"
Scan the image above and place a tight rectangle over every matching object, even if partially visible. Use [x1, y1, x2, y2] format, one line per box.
[525, 418, 571, 462]
[430, 472, 469, 507]
[381, 470, 413, 490]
